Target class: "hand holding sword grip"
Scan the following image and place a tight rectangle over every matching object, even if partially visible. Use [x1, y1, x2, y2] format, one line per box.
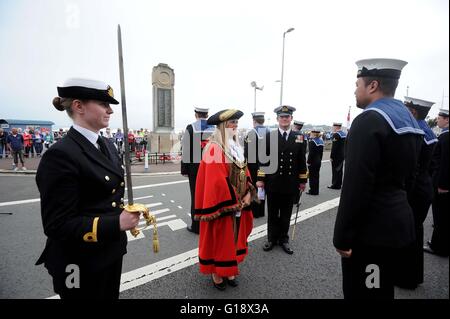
[124, 203, 159, 253]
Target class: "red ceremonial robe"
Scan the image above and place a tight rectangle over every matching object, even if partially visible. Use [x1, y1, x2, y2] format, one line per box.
[194, 142, 254, 277]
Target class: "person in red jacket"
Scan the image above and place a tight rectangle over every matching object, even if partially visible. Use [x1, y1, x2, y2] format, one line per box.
[194, 109, 256, 291]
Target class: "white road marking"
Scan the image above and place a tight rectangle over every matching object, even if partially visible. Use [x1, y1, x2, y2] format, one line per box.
[145, 202, 162, 208]
[138, 214, 177, 226]
[0, 198, 40, 207]
[0, 180, 189, 208]
[121, 197, 341, 295]
[177, 206, 183, 209]
[161, 193, 166, 196]
[125, 195, 154, 202]
[170, 200, 175, 203]
[126, 218, 188, 242]
[148, 208, 170, 216]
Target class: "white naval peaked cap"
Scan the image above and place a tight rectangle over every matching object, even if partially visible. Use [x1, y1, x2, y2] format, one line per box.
[438, 108, 449, 117]
[311, 127, 321, 133]
[57, 77, 119, 104]
[251, 111, 265, 118]
[404, 96, 435, 109]
[356, 58, 408, 79]
[60, 78, 110, 90]
[194, 107, 209, 113]
[293, 120, 304, 126]
[333, 122, 342, 126]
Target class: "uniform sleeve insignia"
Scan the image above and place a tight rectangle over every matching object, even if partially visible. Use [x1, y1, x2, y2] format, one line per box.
[83, 217, 99, 243]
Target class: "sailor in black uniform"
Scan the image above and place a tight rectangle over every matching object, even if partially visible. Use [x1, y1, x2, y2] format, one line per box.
[394, 96, 438, 289]
[181, 107, 215, 234]
[424, 108, 449, 256]
[306, 128, 324, 195]
[328, 122, 346, 189]
[244, 112, 269, 218]
[333, 58, 424, 299]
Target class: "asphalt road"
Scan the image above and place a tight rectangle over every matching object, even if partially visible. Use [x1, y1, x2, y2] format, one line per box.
[0, 161, 448, 299]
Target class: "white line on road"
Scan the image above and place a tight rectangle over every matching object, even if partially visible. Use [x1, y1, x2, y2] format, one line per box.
[138, 214, 177, 226]
[145, 203, 162, 208]
[0, 198, 40, 207]
[0, 180, 189, 208]
[88, 197, 340, 297]
[148, 208, 170, 216]
[112, 197, 340, 295]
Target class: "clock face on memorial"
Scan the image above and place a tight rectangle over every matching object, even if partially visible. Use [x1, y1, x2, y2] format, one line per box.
[159, 72, 170, 85]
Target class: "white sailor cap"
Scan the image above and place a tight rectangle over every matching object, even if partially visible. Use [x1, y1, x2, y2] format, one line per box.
[274, 105, 296, 116]
[194, 107, 209, 113]
[57, 78, 119, 104]
[438, 108, 449, 117]
[356, 58, 408, 80]
[404, 96, 435, 109]
[311, 127, 321, 133]
[251, 112, 265, 119]
[293, 120, 304, 126]
[333, 122, 342, 127]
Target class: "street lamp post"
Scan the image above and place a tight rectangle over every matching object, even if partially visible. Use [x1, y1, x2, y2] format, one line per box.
[251, 81, 264, 112]
[280, 27, 295, 106]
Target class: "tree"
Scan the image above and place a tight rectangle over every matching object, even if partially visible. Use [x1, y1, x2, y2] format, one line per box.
[426, 116, 437, 128]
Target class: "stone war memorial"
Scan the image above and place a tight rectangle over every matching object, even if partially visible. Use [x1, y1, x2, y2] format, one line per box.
[149, 63, 180, 153]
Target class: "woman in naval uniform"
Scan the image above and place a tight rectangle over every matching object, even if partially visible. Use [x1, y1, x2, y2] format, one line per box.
[35, 78, 140, 299]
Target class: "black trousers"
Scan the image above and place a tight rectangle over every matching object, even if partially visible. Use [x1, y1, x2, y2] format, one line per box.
[341, 247, 395, 299]
[188, 171, 200, 233]
[266, 192, 294, 244]
[395, 195, 431, 288]
[308, 163, 321, 194]
[331, 159, 344, 188]
[52, 258, 123, 299]
[430, 192, 449, 256]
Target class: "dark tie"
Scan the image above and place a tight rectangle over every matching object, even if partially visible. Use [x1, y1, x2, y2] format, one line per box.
[283, 131, 287, 141]
[97, 136, 110, 159]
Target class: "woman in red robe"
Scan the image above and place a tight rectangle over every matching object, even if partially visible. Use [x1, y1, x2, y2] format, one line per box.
[194, 109, 257, 290]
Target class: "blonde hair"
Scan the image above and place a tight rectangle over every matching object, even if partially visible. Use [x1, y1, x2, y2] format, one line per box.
[205, 121, 240, 159]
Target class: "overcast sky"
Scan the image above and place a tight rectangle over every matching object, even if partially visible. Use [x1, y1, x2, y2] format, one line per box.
[0, 0, 448, 131]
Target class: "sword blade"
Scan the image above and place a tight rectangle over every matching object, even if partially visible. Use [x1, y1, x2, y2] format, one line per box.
[117, 24, 134, 205]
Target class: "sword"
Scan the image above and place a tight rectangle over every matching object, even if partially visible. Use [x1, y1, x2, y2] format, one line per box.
[117, 24, 159, 252]
[291, 189, 303, 239]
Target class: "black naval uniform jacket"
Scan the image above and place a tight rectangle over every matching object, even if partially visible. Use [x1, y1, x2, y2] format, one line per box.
[333, 111, 422, 251]
[36, 127, 127, 275]
[330, 131, 345, 161]
[181, 123, 212, 177]
[244, 126, 268, 186]
[430, 129, 449, 191]
[258, 130, 308, 193]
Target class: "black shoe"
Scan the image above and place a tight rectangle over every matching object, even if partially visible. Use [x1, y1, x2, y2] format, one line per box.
[263, 241, 274, 251]
[306, 191, 318, 195]
[227, 277, 238, 287]
[212, 275, 226, 291]
[423, 241, 448, 256]
[327, 185, 341, 190]
[423, 241, 436, 254]
[280, 242, 294, 255]
[187, 226, 199, 234]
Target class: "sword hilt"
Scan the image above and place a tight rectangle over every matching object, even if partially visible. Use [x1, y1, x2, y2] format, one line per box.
[125, 203, 159, 253]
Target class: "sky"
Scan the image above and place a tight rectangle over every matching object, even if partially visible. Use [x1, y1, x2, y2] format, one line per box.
[0, 0, 448, 131]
